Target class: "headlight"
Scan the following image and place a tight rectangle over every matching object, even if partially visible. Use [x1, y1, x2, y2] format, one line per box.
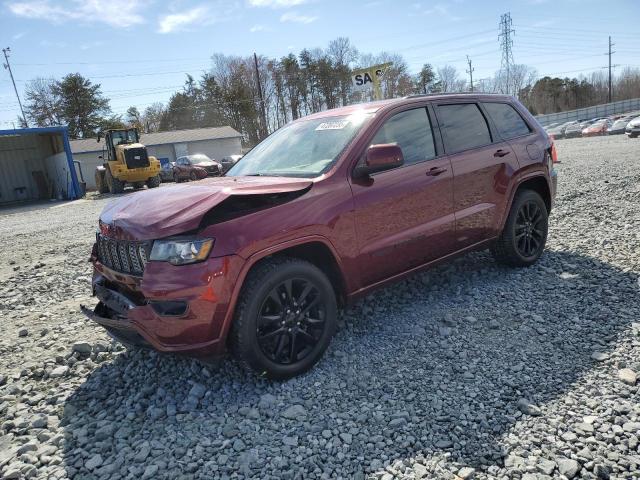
[150, 238, 214, 265]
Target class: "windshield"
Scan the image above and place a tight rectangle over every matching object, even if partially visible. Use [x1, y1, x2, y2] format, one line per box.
[111, 129, 138, 146]
[189, 154, 212, 164]
[227, 112, 372, 178]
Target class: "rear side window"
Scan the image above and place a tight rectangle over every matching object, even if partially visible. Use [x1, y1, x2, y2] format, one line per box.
[437, 103, 492, 154]
[370, 108, 436, 165]
[483, 102, 531, 139]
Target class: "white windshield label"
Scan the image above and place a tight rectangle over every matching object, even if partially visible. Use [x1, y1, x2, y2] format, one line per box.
[315, 120, 349, 131]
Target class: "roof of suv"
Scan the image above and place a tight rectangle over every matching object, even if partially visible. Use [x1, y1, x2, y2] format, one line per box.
[299, 93, 515, 121]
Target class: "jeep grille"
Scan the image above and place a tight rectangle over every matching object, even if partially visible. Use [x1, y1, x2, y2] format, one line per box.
[97, 234, 150, 276]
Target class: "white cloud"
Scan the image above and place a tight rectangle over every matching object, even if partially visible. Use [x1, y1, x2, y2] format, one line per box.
[248, 0, 307, 7]
[280, 11, 317, 23]
[249, 24, 270, 32]
[12, 31, 27, 40]
[6, 0, 147, 28]
[158, 6, 209, 33]
[419, 3, 460, 21]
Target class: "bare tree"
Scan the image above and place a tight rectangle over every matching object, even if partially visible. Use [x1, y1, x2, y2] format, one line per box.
[436, 65, 459, 92]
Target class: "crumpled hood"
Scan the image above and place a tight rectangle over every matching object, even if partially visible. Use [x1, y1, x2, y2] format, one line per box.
[99, 176, 312, 240]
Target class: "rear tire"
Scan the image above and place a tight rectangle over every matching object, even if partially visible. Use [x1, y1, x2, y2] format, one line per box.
[491, 189, 548, 267]
[146, 175, 161, 188]
[105, 168, 125, 194]
[95, 169, 109, 194]
[189, 171, 197, 181]
[230, 257, 337, 380]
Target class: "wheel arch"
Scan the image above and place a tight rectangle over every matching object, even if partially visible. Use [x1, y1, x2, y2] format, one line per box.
[500, 173, 552, 231]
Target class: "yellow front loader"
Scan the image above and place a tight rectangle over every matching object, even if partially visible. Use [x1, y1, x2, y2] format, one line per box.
[94, 128, 161, 194]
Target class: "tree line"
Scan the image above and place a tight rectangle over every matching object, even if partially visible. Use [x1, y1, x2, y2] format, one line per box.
[21, 37, 640, 141]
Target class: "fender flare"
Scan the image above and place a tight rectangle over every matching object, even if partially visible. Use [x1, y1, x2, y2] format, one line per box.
[498, 172, 552, 231]
[218, 235, 347, 344]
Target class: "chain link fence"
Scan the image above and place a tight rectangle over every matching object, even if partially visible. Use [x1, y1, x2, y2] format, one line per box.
[535, 98, 640, 126]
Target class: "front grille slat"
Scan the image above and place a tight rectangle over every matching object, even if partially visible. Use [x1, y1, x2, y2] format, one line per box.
[97, 234, 149, 276]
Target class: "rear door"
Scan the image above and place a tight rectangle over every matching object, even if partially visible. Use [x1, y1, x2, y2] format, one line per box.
[433, 102, 519, 248]
[350, 105, 455, 286]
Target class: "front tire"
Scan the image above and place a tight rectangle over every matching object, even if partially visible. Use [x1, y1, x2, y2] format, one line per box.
[230, 257, 337, 380]
[105, 168, 125, 194]
[491, 189, 548, 267]
[189, 171, 197, 181]
[147, 175, 161, 188]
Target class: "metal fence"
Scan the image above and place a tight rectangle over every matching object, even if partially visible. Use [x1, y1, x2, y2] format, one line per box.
[535, 98, 640, 126]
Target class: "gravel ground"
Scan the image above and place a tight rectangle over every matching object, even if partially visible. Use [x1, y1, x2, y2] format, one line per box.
[0, 135, 639, 480]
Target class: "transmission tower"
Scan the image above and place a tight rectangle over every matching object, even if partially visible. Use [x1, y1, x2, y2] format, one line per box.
[498, 13, 515, 96]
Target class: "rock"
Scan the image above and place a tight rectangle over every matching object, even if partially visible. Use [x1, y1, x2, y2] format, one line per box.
[85, 453, 103, 470]
[258, 393, 277, 409]
[618, 368, 637, 385]
[557, 458, 580, 479]
[72, 342, 92, 354]
[142, 464, 159, 479]
[281, 404, 307, 420]
[457, 467, 475, 479]
[517, 398, 542, 416]
[49, 366, 69, 378]
[18, 329, 29, 337]
[282, 436, 298, 447]
[593, 464, 610, 479]
[435, 439, 452, 449]
[31, 415, 47, 428]
[188, 382, 207, 399]
[339, 433, 352, 444]
[537, 458, 556, 475]
[591, 351, 609, 361]
[414, 463, 428, 479]
[489, 320, 499, 329]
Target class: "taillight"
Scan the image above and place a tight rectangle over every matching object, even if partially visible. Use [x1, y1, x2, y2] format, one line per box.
[550, 142, 558, 164]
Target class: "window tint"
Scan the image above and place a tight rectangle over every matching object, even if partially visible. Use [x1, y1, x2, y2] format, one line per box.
[483, 102, 531, 139]
[370, 108, 436, 166]
[437, 103, 492, 153]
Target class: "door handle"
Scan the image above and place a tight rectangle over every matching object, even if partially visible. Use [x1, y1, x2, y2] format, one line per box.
[494, 149, 511, 158]
[426, 166, 447, 176]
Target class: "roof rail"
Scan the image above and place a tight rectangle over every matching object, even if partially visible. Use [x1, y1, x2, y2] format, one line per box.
[404, 91, 503, 98]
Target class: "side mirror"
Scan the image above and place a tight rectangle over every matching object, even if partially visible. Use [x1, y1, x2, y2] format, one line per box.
[354, 143, 404, 178]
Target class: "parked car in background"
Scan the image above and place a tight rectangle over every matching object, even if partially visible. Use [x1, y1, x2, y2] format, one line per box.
[159, 160, 175, 182]
[221, 154, 243, 173]
[172, 156, 209, 182]
[564, 122, 587, 139]
[582, 119, 611, 137]
[626, 116, 640, 138]
[186, 154, 223, 176]
[84, 93, 557, 379]
[608, 116, 635, 135]
[547, 121, 575, 139]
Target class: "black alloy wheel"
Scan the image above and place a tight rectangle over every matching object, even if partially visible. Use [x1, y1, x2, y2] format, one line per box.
[256, 278, 326, 365]
[514, 200, 545, 258]
[491, 189, 548, 267]
[230, 257, 337, 379]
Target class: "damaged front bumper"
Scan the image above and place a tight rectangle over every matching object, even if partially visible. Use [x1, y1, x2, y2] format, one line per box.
[81, 255, 245, 357]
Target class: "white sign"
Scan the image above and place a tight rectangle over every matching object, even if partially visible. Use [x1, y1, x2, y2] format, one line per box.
[351, 68, 385, 91]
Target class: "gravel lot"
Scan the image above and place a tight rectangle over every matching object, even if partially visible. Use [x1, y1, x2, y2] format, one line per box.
[1, 135, 639, 480]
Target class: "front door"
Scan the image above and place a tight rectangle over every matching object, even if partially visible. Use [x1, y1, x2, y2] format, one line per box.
[350, 107, 455, 286]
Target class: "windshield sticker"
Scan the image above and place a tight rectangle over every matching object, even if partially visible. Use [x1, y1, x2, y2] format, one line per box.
[315, 120, 350, 131]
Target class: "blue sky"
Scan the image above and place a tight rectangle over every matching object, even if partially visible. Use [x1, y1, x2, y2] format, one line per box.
[1, 0, 639, 127]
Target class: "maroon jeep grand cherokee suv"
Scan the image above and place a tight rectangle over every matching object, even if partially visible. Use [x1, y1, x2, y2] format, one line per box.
[84, 94, 558, 379]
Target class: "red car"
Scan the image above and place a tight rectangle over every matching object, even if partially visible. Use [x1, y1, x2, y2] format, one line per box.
[172, 155, 218, 182]
[84, 94, 558, 379]
[582, 119, 611, 137]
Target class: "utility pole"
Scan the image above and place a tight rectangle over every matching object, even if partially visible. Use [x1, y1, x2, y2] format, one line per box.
[607, 36, 614, 103]
[466, 55, 474, 92]
[253, 52, 267, 139]
[498, 13, 515, 96]
[2, 47, 28, 127]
